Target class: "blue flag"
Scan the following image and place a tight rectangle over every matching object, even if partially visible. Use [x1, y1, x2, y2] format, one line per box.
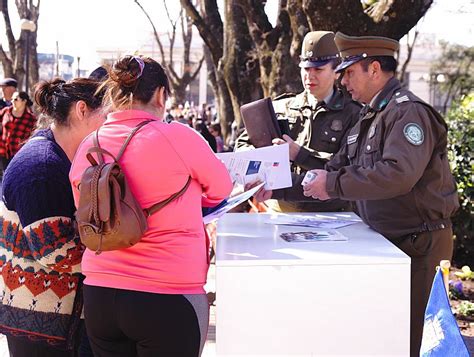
[420, 268, 470, 356]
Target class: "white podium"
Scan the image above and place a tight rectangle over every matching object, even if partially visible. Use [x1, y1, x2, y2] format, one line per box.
[215, 213, 410, 356]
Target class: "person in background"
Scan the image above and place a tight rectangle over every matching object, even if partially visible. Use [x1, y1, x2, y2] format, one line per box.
[0, 78, 105, 356]
[199, 102, 208, 123]
[238, 31, 361, 212]
[194, 119, 217, 153]
[69, 55, 232, 356]
[209, 123, 224, 152]
[0, 91, 37, 177]
[302, 33, 459, 356]
[0, 78, 17, 110]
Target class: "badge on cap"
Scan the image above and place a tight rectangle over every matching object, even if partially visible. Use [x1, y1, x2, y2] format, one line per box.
[403, 123, 424, 146]
[330, 119, 343, 131]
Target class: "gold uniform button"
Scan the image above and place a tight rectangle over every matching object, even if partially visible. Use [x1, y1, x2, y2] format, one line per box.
[366, 145, 371, 150]
[331, 137, 336, 142]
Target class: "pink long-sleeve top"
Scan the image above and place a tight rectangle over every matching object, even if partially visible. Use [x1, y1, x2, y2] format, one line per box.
[70, 110, 232, 294]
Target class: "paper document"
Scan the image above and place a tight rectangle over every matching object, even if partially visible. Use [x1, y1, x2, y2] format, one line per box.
[265, 214, 361, 229]
[280, 230, 348, 242]
[203, 182, 265, 224]
[217, 144, 292, 190]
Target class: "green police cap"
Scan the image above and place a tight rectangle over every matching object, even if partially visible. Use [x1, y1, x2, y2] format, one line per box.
[299, 31, 340, 69]
[334, 32, 400, 72]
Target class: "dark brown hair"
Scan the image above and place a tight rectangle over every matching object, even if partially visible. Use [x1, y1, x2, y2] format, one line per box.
[101, 55, 171, 110]
[34, 78, 104, 126]
[360, 56, 398, 73]
[16, 91, 33, 107]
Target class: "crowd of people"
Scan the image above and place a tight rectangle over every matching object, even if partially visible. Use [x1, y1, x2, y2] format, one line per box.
[165, 103, 227, 153]
[0, 29, 460, 357]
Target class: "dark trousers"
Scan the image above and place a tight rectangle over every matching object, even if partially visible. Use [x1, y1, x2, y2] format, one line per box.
[392, 227, 453, 357]
[83, 285, 202, 357]
[6, 320, 92, 357]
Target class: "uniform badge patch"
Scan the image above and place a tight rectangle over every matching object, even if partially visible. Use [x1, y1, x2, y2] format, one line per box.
[301, 108, 312, 118]
[368, 124, 376, 138]
[330, 119, 343, 131]
[347, 134, 358, 144]
[396, 95, 410, 104]
[403, 123, 424, 145]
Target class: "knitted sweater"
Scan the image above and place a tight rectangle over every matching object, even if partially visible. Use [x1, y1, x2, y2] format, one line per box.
[0, 129, 83, 350]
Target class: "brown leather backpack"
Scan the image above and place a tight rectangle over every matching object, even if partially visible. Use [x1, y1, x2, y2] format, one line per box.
[76, 120, 191, 254]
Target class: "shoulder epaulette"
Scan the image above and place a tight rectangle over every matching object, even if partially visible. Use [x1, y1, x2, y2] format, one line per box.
[273, 92, 297, 101]
[394, 91, 412, 105]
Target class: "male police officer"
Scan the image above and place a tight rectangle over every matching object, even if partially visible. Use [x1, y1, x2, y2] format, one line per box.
[0, 78, 17, 110]
[237, 31, 360, 212]
[302, 33, 459, 356]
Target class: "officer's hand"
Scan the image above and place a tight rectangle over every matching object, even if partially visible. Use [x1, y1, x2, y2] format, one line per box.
[302, 169, 330, 201]
[272, 134, 300, 161]
[245, 181, 273, 202]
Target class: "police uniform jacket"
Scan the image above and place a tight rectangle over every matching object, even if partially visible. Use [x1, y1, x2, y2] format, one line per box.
[236, 88, 360, 211]
[326, 77, 459, 238]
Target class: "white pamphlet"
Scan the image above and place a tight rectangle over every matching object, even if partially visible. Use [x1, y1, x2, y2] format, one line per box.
[217, 144, 292, 190]
[265, 214, 361, 229]
[203, 182, 265, 224]
[280, 230, 348, 242]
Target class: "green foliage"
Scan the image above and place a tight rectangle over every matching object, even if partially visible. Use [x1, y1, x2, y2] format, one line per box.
[456, 301, 474, 318]
[446, 94, 474, 266]
[431, 42, 474, 113]
[454, 266, 474, 281]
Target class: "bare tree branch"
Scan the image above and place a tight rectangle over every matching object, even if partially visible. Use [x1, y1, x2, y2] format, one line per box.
[180, 0, 223, 64]
[398, 28, 419, 86]
[1, 0, 16, 63]
[133, 0, 166, 65]
[189, 55, 205, 82]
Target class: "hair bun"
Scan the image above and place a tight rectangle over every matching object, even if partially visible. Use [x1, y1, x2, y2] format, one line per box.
[110, 55, 143, 88]
[34, 78, 66, 113]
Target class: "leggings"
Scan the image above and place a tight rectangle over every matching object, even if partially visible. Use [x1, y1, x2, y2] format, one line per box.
[83, 285, 209, 357]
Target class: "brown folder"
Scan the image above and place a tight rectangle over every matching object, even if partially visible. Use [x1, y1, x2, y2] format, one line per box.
[240, 97, 282, 148]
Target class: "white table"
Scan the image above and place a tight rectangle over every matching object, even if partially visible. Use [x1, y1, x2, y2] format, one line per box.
[215, 212, 410, 356]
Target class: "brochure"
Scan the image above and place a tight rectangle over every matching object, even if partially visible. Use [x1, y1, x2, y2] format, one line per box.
[203, 182, 265, 224]
[280, 230, 348, 242]
[265, 214, 361, 229]
[217, 144, 292, 190]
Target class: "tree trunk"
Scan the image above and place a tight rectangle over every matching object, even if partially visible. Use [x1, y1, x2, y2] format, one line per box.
[0, 0, 40, 95]
[302, 0, 432, 40]
[182, 0, 432, 142]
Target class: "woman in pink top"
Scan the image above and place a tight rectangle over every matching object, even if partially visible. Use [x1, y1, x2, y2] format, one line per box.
[69, 56, 232, 357]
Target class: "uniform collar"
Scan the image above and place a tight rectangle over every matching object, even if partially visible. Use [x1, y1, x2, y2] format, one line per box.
[368, 76, 401, 112]
[104, 109, 161, 125]
[325, 87, 346, 111]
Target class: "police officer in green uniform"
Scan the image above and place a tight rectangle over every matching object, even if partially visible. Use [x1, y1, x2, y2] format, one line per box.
[302, 33, 459, 356]
[236, 31, 361, 212]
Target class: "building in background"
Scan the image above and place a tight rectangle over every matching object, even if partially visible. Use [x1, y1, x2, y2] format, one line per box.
[95, 31, 213, 107]
[38, 53, 75, 80]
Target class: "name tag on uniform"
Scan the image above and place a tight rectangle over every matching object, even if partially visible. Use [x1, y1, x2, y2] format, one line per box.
[347, 134, 358, 145]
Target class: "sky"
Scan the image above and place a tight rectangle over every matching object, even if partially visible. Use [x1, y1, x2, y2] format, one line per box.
[1, 0, 473, 72]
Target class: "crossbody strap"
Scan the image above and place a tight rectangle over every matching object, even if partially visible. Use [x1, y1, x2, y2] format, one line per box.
[88, 119, 191, 217]
[91, 120, 153, 164]
[143, 176, 192, 217]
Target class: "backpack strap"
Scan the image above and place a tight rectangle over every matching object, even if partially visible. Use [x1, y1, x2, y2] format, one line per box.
[89, 120, 153, 164]
[87, 119, 190, 217]
[143, 175, 192, 217]
[116, 120, 153, 161]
